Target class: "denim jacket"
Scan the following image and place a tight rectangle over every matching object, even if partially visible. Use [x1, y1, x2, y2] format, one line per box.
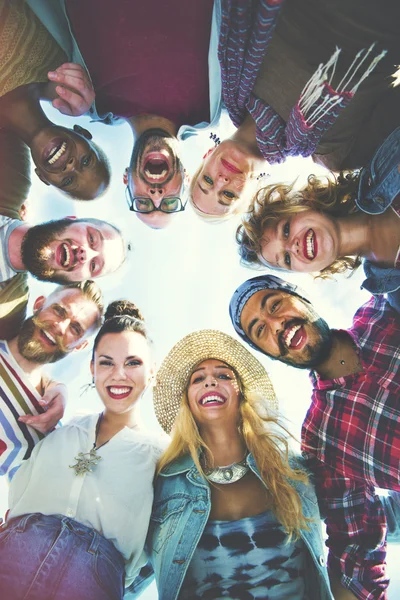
[27, 0, 224, 136]
[357, 126, 400, 313]
[125, 453, 333, 600]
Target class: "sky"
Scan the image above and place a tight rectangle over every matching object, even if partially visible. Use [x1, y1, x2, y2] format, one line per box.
[1, 104, 398, 597]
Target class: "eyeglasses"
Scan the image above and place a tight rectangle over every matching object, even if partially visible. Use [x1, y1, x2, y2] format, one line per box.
[125, 185, 187, 214]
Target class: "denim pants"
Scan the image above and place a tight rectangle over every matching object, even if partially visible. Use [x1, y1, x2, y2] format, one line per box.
[0, 513, 125, 600]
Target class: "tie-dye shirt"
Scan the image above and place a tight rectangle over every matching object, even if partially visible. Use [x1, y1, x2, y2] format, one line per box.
[179, 509, 306, 599]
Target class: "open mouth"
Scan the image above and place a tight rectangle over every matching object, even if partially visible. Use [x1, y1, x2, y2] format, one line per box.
[221, 159, 242, 174]
[56, 243, 73, 268]
[144, 157, 170, 182]
[303, 229, 317, 260]
[39, 328, 57, 347]
[282, 323, 306, 350]
[199, 393, 226, 406]
[43, 138, 69, 170]
[107, 386, 132, 400]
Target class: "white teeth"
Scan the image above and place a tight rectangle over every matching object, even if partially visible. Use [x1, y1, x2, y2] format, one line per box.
[144, 169, 167, 180]
[48, 142, 67, 165]
[43, 330, 56, 344]
[201, 395, 225, 405]
[305, 230, 315, 259]
[284, 324, 301, 347]
[61, 243, 70, 267]
[109, 387, 131, 395]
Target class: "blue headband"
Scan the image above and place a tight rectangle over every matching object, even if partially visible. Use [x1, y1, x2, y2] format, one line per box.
[229, 275, 309, 352]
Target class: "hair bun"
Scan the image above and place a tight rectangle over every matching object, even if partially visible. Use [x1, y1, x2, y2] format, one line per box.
[104, 300, 144, 322]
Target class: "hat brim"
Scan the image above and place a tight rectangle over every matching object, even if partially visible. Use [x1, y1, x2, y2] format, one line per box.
[153, 329, 278, 434]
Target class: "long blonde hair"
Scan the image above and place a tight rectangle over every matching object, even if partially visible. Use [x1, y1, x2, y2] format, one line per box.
[157, 385, 310, 539]
[237, 172, 362, 278]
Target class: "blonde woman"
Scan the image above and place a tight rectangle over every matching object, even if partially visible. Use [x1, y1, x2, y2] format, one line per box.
[237, 127, 400, 310]
[127, 330, 333, 600]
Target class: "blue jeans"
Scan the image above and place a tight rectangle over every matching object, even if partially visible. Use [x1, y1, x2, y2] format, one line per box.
[0, 513, 125, 600]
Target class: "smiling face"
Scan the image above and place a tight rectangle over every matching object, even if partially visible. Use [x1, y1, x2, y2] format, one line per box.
[21, 218, 124, 283]
[240, 290, 332, 369]
[91, 331, 153, 416]
[192, 140, 263, 216]
[128, 129, 185, 229]
[31, 125, 109, 200]
[17, 288, 101, 364]
[187, 359, 241, 428]
[259, 210, 340, 273]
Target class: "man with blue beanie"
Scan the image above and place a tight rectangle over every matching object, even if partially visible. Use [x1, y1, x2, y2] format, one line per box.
[229, 275, 399, 600]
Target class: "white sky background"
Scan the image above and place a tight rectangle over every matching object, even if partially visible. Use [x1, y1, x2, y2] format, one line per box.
[1, 104, 398, 597]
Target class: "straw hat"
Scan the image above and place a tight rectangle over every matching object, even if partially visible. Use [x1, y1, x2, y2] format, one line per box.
[153, 329, 278, 434]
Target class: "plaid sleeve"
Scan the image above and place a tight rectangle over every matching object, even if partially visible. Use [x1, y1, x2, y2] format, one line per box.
[304, 455, 389, 600]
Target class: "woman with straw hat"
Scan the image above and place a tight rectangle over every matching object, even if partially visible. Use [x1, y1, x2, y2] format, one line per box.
[127, 329, 333, 600]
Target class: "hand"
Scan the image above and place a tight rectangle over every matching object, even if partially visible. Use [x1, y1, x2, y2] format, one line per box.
[48, 63, 95, 116]
[18, 383, 67, 434]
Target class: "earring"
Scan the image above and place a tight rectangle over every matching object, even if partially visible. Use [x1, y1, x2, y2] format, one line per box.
[73, 124, 92, 140]
[80, 377, 95, 397]
[209, 132, 221, 146]
[256, 172, 268, 181]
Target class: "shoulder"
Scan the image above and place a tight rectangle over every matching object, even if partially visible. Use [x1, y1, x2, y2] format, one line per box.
[0, 131, 31, 218]
[357, 126, 400, 215]
[132, 430, 170, 459]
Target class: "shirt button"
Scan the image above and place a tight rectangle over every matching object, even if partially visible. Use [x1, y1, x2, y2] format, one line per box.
[319, 555, 325, 566]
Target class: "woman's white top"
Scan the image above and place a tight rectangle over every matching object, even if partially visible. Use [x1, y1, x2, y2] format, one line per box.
[8, 413, 168, 585]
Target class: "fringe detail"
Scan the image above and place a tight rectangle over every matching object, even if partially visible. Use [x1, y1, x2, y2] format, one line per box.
[299, 44, 387, 128]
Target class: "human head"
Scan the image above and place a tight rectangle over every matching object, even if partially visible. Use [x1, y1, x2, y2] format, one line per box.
[189, 139, 266, 220]
[153, 329, 276, 435]
[31, 124, 111, 200]
[237, 174, 361, 277]
[155, 329, 309, 538]
[21, 217, 125, 283]
[17, 280, 104, 364]
[125, 128, 188, 229]
[90, 300, 154, 414]
[229, 275, 333, 369]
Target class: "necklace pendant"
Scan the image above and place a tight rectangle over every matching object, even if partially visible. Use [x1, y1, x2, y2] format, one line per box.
[69, 448, 102, 476]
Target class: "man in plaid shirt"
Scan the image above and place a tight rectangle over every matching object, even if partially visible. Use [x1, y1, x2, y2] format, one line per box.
[229, 275, 399, 600]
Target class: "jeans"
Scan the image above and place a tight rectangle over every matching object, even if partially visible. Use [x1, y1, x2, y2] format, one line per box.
[0, 513, 125, 600]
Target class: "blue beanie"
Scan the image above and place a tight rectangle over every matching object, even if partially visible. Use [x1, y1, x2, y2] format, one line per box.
[229, 275, 309, 351]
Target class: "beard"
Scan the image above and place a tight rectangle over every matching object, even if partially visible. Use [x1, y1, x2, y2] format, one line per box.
[274, 315, 333, 370]
[21, 219, 71, 283]
[129, 128, 183, 188]
[17, 316, 69, 364]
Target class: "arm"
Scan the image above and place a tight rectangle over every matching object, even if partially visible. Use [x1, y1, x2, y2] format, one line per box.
[18, 378, 67, 434]
[41, 62, 95, 116]
[306, 457, 388, 600]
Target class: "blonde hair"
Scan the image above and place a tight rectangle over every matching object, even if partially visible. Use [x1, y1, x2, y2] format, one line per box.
[157, 384, 310, 539]
[188, 160, 256, 223]
[237, 172, 362, 278]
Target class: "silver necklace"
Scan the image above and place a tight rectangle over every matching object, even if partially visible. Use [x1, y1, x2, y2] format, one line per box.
[204, 455, 249, 485]
[69, 413, 108, 476]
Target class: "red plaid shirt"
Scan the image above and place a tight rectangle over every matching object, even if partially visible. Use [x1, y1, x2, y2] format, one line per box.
[302, 296, 400, 600]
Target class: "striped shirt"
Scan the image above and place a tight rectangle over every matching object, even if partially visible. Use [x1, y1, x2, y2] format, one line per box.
[0, 341, 44, 481]
[302, 296, 400, 600]
[0, 217, 21, 285]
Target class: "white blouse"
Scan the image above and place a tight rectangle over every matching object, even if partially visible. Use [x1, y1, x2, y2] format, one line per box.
[8, 413, 168, 585]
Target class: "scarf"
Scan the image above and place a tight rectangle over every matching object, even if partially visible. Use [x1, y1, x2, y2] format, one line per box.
[218, 0, 386, 163]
